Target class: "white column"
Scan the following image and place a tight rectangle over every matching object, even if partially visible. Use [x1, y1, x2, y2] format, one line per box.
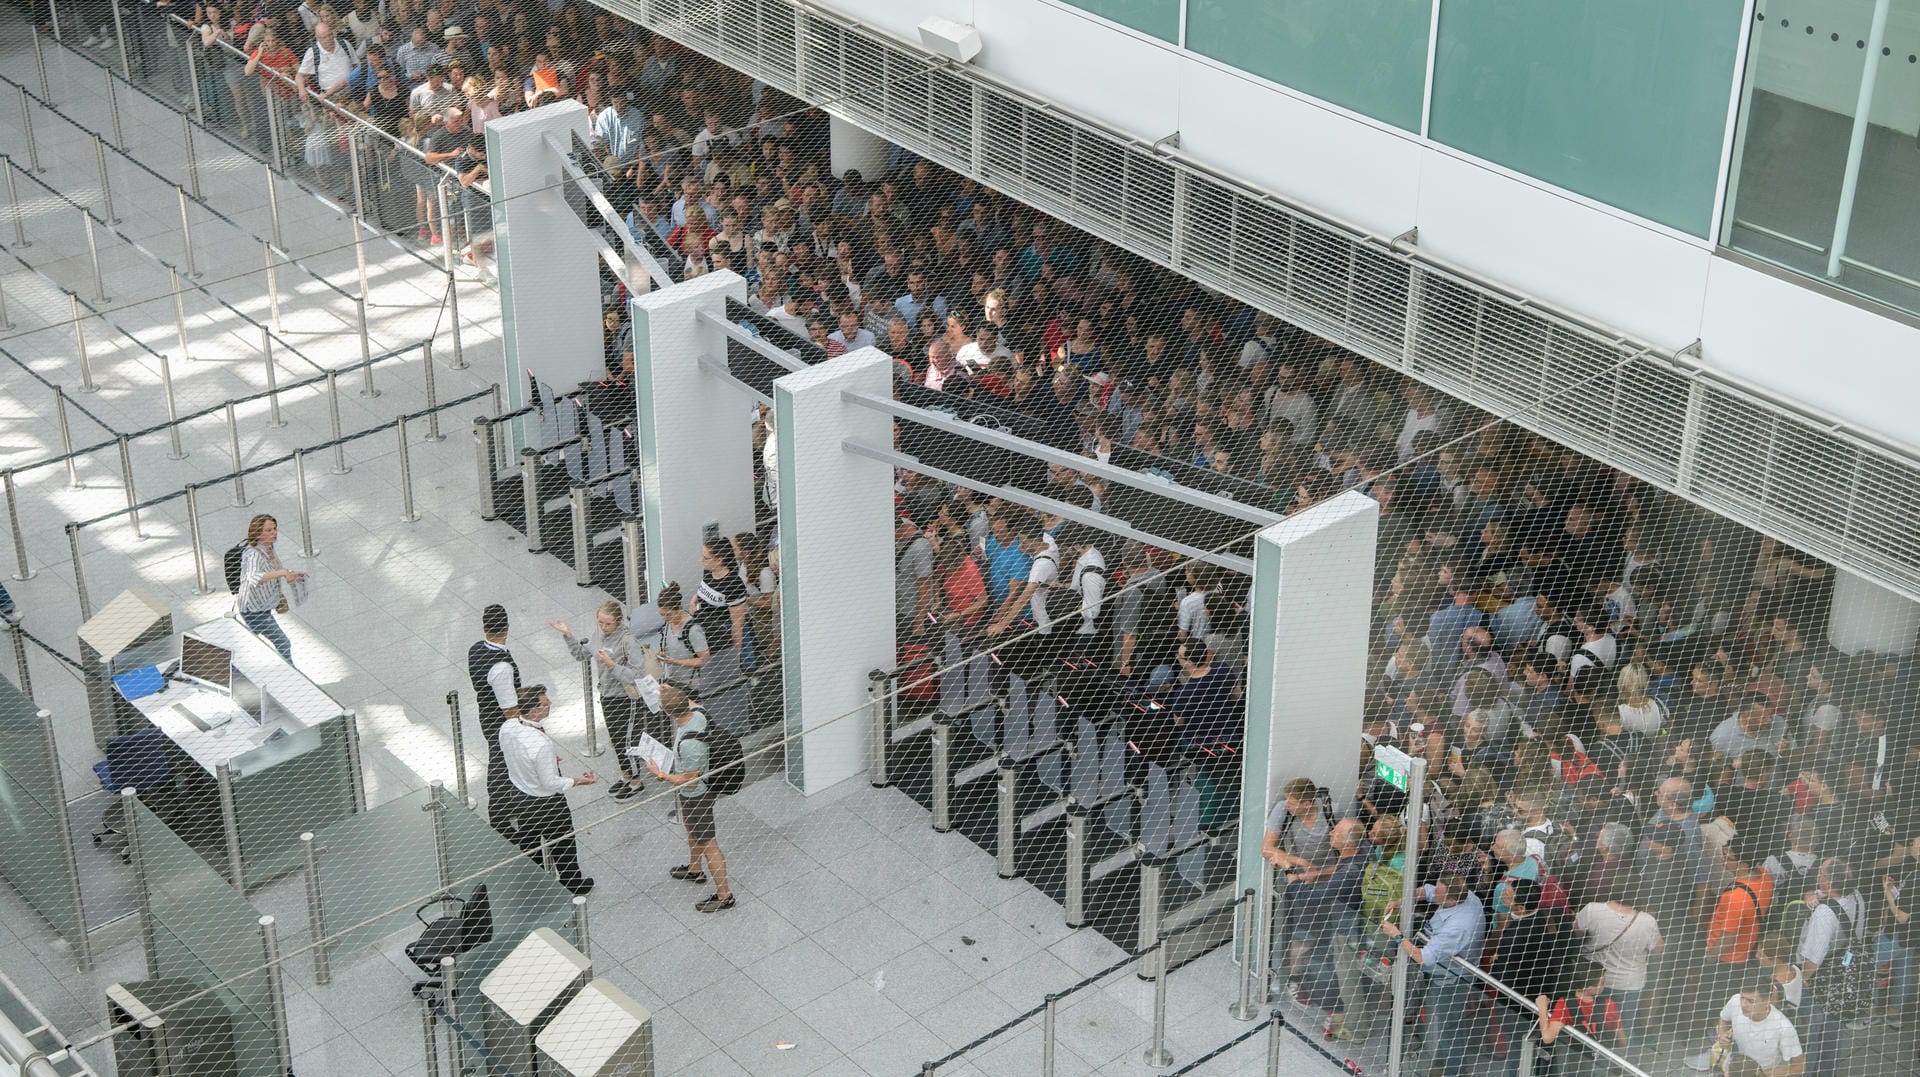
[1235, 490, 1378, 896]
[829, 114, 890, 181]
[1829, 568, 1920, 656]
[483, 102, 602, 397]
[632, 271, 756, 602]
[773, 347, 897, 794]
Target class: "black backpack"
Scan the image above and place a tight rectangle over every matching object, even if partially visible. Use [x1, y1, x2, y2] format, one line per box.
[1819, 899, 1871, 1022]
[223, 545, 246, 594]
[684, 713, 744, 796]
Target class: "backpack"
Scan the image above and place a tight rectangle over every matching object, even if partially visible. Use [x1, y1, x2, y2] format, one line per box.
[1360, 858, 1404, 926]
[1527, 855, 1572, 916]
[1524, 821, 1577, 873]
[223, 545, 246, 594]
[1819, 899, 1871, 1022]
[683, 714, 744, 796]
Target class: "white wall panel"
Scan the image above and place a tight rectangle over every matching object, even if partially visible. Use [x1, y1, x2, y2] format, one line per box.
[969, 0, 1182, 140]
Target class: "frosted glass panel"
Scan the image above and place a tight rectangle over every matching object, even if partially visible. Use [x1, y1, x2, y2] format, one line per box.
[1429, 0, 1745, 236]
[1066, 0, 1181, 42]
[1185, 0, 1431, 132]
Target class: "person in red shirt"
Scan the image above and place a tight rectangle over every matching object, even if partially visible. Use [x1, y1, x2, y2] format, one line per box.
[934, 539, 988, 632]
[1536, 964, 1627, 1075]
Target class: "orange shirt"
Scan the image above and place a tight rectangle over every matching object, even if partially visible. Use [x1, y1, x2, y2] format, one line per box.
[1706, 872, 1775, 965]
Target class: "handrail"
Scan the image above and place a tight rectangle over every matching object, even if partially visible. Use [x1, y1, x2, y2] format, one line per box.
[68, 387, 496, 531]
[0, 968, 90, 1077]
[0, 71, 352, 303]
[1446, 955, 1653, 1077]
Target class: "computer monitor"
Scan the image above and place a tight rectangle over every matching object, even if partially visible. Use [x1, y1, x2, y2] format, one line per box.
[179, 636, 232, 692]
[229, 665, 263, 723]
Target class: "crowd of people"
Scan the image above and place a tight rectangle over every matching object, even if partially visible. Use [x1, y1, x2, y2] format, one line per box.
[92, 3, 1920, 1072]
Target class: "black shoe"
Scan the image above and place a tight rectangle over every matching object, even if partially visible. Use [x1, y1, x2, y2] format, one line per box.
[695, 893, 735, 914]
[609, 781, 643, 799]
[669, 865, 707, 884]
[566, 878, 595, 896]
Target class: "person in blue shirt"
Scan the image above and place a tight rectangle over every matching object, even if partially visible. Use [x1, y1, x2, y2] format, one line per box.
[980, 511, 1032, 608]
[1169, 637, 1241, 750]
[1490, 590, 1558, 656]
[627, 197, 672, 247]
[592, 94, 644, 164]
[1382, 876, 1488, 1077]
[345, 43, 389, 96]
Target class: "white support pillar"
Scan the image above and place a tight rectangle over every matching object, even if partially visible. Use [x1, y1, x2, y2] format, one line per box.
[829, 114, 890, 181]
[1235, 490, 1379, 897]
[632, 271, 756, 602]
[773, 347, 897, 794]
[484, 102, 602, 418]
[1829, 568, 1920, 657]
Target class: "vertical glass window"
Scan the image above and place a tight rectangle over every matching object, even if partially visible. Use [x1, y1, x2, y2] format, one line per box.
[1064, 0, 1182, 43]
[1723, 0, 1920, 314]
[1184, 0, 1432, 132]
[1428, 0, 1746, 237]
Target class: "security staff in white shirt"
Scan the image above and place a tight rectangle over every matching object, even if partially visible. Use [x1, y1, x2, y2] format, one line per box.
[499, 686, 597, 896]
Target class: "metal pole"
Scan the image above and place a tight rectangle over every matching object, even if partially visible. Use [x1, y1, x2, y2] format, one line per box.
[302, 833, 331, 984]
[396, 416, 419, 522]
[929, 714, 953, 831]
[1041, 993, 1058, 1077]
[263, 241, 282, 332]
[67, 523, 90, 621]
[265, 168, 284, 249]
[177, 187, 198, 276]
[116, 434, 142, 539]
[1143, 941, 1173, 1066]
[48, 0, 62, 42]
[521, 447, 544, 552]
[94, 134, 119, 224]
[446, 692, 468, 802]
[343, 711, 367, 812]
[171, 265, 192, 363]
[1826, 0, 1894, 278]
[351, 212, 368, 298]
[109, 0, 130, 78]
[83, 212, 109, 303]
[474, 418, 499, 521]
[226, 403, 249, 506]
[442, 956, 464, 1076]
[580, 655, 601, 757]
[38, 707, 89, 970]
[294, 450, 317, 557]
[420, 994, 440, 1077]
[217, 761, 244, 888]
[572, 895, 591, 961]
[124, 789, 159, 977]
[258, 916, 294, 1077]
[995, 754, 1018, 878]
[6, 617, 30, 699]
[427, 782, 452, 893]
[1230, 890, 1260, 1019]
[4, 470, 33, 581]
[160, 347, 186, 459]
[71, 295, 96, 393]
[1388, 756, 1428, 1077]
[264, 90, 283, 173]
[185, 483, 211, 594]
[327, 371, 350, 474]
[622, 517, 643, 611]
[1064, 808, 1087, 927]
[1252, 861, 1275, 1006]
[0, 271, 10, 329]
[261, 326, 285, 426]
[349, 133, 366, 219]
[356, 297, 377, 396]
[54, 388, 77, 488]
[4, 156, 30, 245]
[422, 342, 444, 441]
[18, 88, 43, 173]
[183, 29, 202, 123]
[438, 181, 466, 368]
[182, 113, 200, 199]
[570, 484, 591, 587]
[31, 28, 50, 101]
[1138, 858, 1165, 960]
[104, 67, 124, 146]
[1266, 1012, 1284, 1076]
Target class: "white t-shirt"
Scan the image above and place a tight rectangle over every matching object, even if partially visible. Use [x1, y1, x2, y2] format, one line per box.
[1574, 903, 1664, 991]
[298, 39, 357, 92]
[1177, 590, 1210, 640]
[1567, 634, 1619, 679]
[1798, 892, 1867, 969]
[1717, 996, 1803, 1070]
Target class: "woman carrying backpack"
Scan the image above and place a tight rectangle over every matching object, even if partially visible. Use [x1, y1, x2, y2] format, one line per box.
[234, 514, 303, 663]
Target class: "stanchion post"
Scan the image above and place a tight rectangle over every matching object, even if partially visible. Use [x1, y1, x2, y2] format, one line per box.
[31, 28, 50, 101]
[344, 711, 367, 812]
[263, 241, 282, 332]
[4, 470, 34, 581]
[302, 833, 331, 984]
[217, 761, 244, 886]
[521, 447, 544, 552]
[264, 90, 284, 173]
[182, 113, 200, 199]
[265, 166, 284, 248]
[579, 655, 601, 757]
[348, 132, 366, 218]
[441, 956, 464, 1075]
[177, 187, 198, 277]
[474, 418, 498, 521]
[1230, 889, 1260, 1020]
[868, 669, 890, 787]
[124, 789, 159, 977]
[226, 402, 249, 506]
[445, 692, 468, 802]
[72, 295, 97, 394]
[1042, 993, 1059, 1077]
[160, 344, 186, 459]
[185, 483, 211, 594]
[0, 271, 10, 330]
[261, 326, 285, 426]
[258, 917, 294, 1077]
[427, 782, 452, 893]
[94, 134, 120, 224]
[54, 388, 78, 488]
[396, 416, 419, 522]
[116, 434, 142, 539]
[421, 994, 440, 1077]
[1266, 1012, 1283, 1076]
[437, 181, 466, 369]
[83, 212, 110, 303]
[5, 617, 31, 703]
[109, 0, 130, 78]
[3, 155, 31, 245]
[171, 265, 192, 362]
[183, 29, 202, 123]
[423, 342, 444, 441]
[103, 67, 123, 147]
[351, 212, 368, 298]
[622, 516, 642, 611]
[36, 707, 87, 971]
[293, 449, 318, 557]
[18, 88, 43, 173]
[326, 371, 350, 474]
[68, 523, 91, 621]
[569, 484, 591, 587]
[572, 895, 591, 961]
[356, 296, 377, 396]
[1143, 941, 1173, 1066]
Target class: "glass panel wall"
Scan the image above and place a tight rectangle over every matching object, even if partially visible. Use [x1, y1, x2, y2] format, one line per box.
[1184, 0, 1431, 132]
[1428, 0, 1746, 237]
[1723, 0, 1920, 314]
[1064, 0, 1181, 43]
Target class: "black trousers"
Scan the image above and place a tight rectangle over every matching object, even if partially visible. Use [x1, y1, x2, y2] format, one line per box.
[507, 790, 588, 894]
[479, 711, 515, 834]
[601, 695, 641, 774]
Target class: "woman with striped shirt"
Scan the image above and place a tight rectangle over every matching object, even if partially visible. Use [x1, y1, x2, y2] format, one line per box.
[237, 514, 303, 663]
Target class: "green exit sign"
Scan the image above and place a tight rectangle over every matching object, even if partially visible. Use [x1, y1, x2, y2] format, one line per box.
[1373, 744, 1413, 792]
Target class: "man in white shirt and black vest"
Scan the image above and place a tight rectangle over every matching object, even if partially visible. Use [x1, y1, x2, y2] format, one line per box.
[468, 605, 521, 833]
[499, 685, 597, 896]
